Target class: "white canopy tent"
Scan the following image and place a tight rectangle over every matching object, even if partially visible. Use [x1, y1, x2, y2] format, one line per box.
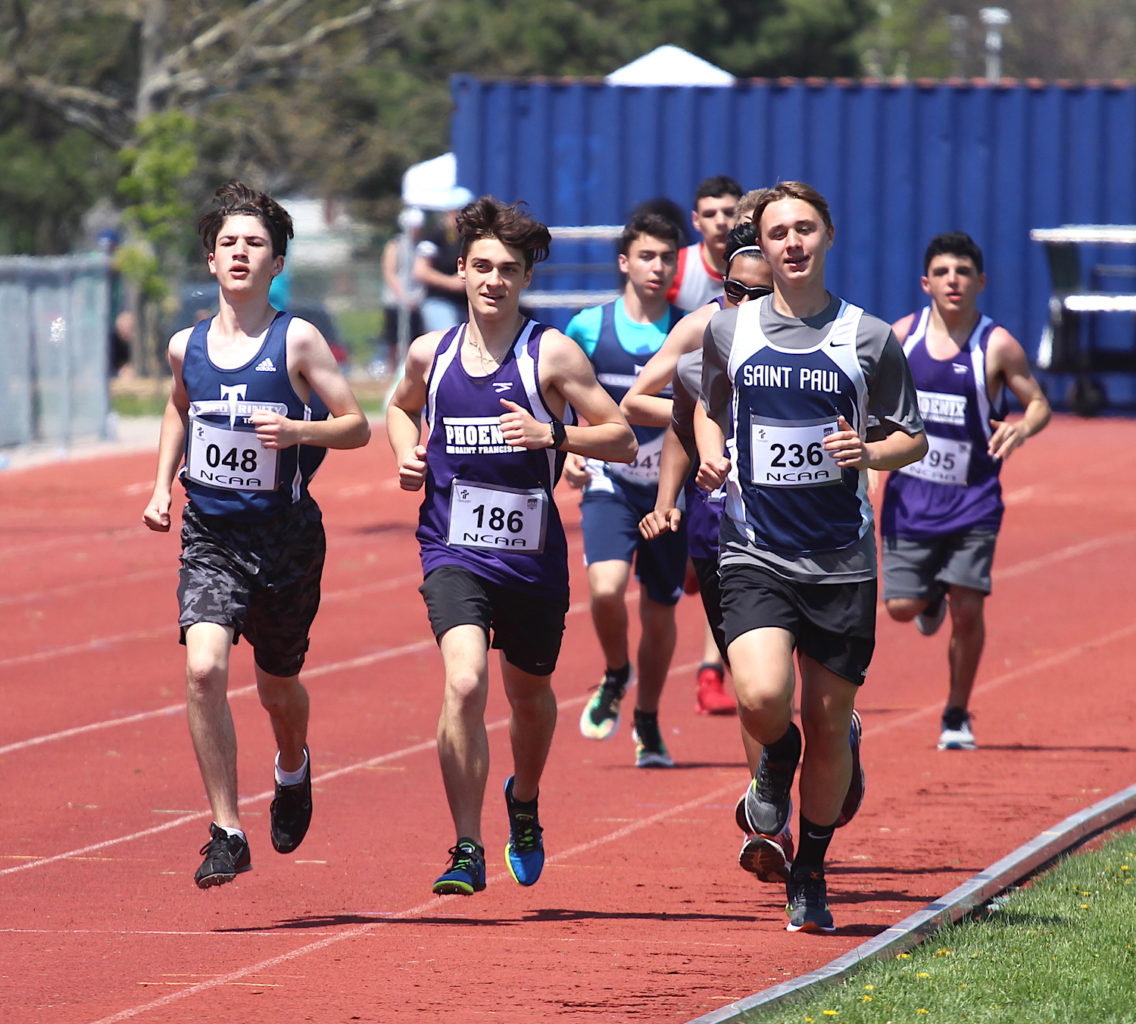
[400, 152, 474, 211]
[604, 45, 736, 87]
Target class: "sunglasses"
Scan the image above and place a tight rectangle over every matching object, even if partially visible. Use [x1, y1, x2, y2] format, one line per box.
[723, 279, 772, 303]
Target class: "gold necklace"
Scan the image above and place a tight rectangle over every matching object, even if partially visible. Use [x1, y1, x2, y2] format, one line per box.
[467, 336, 496, 372]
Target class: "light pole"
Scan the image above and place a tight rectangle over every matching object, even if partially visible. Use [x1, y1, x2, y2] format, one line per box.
[979, 7, 1011, 80]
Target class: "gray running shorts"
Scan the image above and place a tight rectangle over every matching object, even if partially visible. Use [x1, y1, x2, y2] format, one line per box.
[882, 530, 997, 601]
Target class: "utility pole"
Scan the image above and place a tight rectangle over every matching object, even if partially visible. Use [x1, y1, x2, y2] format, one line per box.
[979, 7, 1011, 80]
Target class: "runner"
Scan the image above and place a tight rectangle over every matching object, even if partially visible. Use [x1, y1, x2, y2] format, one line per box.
[386, 196, 636, 895]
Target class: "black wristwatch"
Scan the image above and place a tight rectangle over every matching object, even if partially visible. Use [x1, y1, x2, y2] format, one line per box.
[548, 419, 567, 450]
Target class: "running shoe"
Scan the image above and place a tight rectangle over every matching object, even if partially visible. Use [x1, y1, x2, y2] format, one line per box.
[503, 776, 544, 886]
[785, 867, 836, 933]
[270, 746, 312, 854]
[743, 722, 801, 836]
[194, 823, 252, 889]
[738, 825, 794, 883]
[938, 707, 978, 751]
[835, 710, 865, 828]
[915, 585, 948, 636]
[632, 709, 674, 768]
[579, 670, 630, 740]
[695, 664, 736, 715]
[432, 839, 486, 895]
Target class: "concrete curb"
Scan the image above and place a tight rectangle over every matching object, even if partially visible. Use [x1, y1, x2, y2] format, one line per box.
[685, 782, 1136, 1023]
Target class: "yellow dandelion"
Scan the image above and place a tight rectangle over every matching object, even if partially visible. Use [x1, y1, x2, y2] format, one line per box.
[822, 1012, 838, 1017]
[863, 984, 875, 991]
[934, 948, 952, 956]
[862, 995, 873, 1002]
[917, 1010, 929, 1015]
[916, 972, 931, 978]
[896, 952, 911, 959]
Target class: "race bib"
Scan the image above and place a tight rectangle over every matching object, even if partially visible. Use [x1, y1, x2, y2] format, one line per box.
[186, 418, 279, 492]
[609, 432, 666, 484]
[447, 480, 548, 553]
[897, 435, 971, 486]
[749, 417, 840, 488]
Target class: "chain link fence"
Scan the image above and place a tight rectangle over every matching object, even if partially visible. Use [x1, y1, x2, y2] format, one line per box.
[0, 254, 111, 453]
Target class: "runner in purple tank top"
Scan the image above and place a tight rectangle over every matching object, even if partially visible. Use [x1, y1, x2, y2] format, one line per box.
[386, 197, 636, 897]
[880, 232, 1051, 751]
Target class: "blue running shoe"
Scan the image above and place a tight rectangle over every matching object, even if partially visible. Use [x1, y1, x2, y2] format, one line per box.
[432, 838, 486, 895]
[503, 776, 544, 886]
[836, 710, 865, 828]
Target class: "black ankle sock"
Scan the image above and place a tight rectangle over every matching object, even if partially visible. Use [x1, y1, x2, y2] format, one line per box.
[794, 814, 836, 872]
[765, 721, 802, 765]
[605, 663, 631, 689]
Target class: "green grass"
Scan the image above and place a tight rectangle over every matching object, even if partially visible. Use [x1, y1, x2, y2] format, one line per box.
[738, 829, 1136, 1024]
[111, 390, 169, 417]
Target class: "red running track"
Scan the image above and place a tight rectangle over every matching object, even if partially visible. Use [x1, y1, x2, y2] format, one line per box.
[1, 415, 1133, 1023]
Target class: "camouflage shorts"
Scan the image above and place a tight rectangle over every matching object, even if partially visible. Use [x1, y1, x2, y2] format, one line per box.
[177, 495, 326, 677]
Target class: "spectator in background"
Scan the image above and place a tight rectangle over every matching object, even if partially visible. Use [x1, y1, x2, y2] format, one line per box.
[414, 191, 474, 333]
[666, 175, 744, 312]
[109, 309, 135, 379]
[375, 207, 426, 377]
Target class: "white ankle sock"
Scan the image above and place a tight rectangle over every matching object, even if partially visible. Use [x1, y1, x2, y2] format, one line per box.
[275, 748, 309, 786]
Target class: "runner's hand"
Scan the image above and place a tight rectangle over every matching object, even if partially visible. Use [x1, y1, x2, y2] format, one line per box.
[398, 444, 428, 491]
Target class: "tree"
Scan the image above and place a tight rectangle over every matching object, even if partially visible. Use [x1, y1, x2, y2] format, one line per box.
[857, 1, 1136, 81]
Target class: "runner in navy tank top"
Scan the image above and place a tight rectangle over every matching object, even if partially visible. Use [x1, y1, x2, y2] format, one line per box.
[386, 197, 636, 898]
[880, 232, 1051, 752]
[627, 217, 773, 716]
[699, 182, 927, 934]
[565, 212, 687, 768]
[142, 182, 371, 889]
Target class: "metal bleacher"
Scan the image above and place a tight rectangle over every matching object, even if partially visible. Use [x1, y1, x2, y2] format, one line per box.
[1030, 225, 1136, 414]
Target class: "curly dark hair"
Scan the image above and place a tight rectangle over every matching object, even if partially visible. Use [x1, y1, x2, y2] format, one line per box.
[456, 196, 551, 269]
[198, 180, 295, 258]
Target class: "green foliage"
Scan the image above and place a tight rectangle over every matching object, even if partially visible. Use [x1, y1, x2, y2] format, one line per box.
[0, 98, 118, 254]
[116, 110, 199, 304]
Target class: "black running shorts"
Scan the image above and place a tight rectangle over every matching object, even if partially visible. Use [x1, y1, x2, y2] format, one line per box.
[419, 565, 569, 677]
[177, 495, 326, 677]
[719, 562, 876, 685]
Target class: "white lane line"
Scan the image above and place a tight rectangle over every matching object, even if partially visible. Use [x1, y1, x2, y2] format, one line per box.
[0, 649, 674, 879]
[0, 638, 436, 757]
[0, 572, 426, 672]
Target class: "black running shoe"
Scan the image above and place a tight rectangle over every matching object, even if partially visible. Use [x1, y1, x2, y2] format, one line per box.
[194, 823, 252, 889]
[915, 585, 948, 636]
[744, 722, 801, 836]
[579, 671, 630, 740]
[270, 746, 312, 854]
[433, 839, 487, 895]
[785, 867, 835, 933]
[632, 709, 674, 768]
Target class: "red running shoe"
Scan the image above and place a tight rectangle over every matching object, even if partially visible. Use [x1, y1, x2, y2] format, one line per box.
[695, 664, 736, 715]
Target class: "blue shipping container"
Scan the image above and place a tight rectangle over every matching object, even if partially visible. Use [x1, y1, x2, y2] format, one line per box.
[451, 76, 1136, 410]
